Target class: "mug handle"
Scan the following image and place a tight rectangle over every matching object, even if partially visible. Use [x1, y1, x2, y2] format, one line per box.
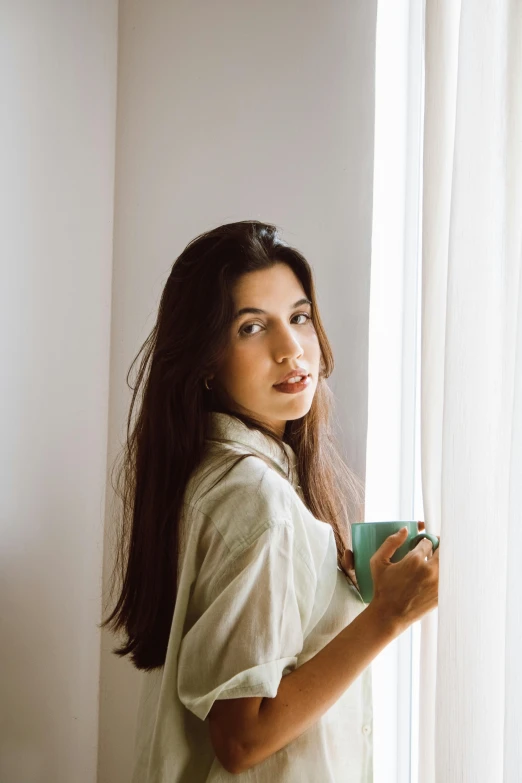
[408, 532, 439, 552]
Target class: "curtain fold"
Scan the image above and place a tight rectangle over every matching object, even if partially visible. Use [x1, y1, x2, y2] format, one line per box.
[420, 1, 522, 781]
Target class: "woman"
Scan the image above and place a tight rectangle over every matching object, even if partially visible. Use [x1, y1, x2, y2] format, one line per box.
[101, 220, 439, 782]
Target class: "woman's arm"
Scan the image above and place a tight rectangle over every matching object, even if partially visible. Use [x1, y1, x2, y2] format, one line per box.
[208, 600, 403, 774]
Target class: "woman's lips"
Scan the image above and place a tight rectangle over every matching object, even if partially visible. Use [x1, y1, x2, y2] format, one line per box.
[273, 375, 311, 394]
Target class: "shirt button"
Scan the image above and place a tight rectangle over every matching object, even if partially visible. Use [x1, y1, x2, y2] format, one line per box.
[362, 725, 372, 735]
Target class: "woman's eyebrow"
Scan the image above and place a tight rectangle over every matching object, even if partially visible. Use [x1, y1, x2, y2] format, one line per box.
[232, 298, 312, 321]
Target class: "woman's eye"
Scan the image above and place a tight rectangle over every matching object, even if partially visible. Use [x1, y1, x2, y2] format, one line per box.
[239, 323, 263, 336]
[239, 313, 311, 337]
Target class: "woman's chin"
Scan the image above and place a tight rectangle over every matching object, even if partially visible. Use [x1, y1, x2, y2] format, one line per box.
[273, 394, 313, 418]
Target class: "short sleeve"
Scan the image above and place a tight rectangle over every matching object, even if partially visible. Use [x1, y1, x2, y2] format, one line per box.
[177, 521, 315, 721]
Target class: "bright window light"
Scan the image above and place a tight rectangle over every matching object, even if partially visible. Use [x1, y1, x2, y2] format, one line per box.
[366, 1, 425, 781]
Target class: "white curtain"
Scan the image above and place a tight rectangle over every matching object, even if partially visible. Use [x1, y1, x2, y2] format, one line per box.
[419, 1, 522, 781]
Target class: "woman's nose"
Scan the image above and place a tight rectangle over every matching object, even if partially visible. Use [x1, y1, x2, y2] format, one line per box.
[273, 325, 304, 362]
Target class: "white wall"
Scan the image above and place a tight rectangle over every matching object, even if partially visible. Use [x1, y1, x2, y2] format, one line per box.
[98, 1, 377, 781]
[0, 2, 118, 783]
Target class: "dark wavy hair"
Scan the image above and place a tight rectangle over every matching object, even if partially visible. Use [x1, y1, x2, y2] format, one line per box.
[100, 220, 365, 670]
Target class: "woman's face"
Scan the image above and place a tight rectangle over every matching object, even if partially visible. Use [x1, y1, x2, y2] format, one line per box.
[212, 263, 321, 437]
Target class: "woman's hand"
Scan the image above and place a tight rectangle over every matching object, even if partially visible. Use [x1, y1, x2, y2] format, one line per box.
[370, 521, 440, 627]
[342, 521, 429, 591]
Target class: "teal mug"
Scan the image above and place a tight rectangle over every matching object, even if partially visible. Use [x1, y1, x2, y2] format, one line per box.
[351, 521, 439, 604]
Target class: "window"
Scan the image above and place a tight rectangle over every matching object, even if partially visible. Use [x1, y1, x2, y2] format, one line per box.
[366, 1, 426, 781]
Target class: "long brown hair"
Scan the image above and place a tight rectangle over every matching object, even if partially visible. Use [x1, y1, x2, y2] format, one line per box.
[100, 220, 364, 670]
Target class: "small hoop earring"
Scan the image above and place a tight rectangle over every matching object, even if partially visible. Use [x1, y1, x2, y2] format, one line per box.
[204, 377, 212, 391]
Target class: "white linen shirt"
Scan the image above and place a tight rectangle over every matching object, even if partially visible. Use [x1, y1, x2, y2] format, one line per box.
[131, 412, 374, 783]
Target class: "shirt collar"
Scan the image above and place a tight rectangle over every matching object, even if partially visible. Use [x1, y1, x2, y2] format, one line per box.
[207, 411, 300, 489]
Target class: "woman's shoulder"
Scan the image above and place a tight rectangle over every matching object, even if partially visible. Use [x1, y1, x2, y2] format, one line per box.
[183, 444, 334, 572]
[186, 446, 294, 542]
